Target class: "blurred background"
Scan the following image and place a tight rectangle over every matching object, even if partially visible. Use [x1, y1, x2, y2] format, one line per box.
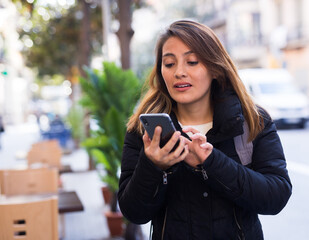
[1, 0, 309, 127]
[1, 0, 309, 125]
[0, 0, 309, 239]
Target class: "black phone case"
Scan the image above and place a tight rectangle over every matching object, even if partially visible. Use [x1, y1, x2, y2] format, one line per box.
[139, 113, 178, 149]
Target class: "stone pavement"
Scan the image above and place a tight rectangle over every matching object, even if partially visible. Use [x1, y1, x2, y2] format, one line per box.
[0, 121, 149, 240]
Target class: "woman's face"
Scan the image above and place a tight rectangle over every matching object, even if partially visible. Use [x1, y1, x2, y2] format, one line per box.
[161, 37, 213, 108]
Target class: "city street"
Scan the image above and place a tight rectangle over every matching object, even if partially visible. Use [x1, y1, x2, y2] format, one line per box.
[0, 122, 309, 239]
[1, 1, 309, 240]
[260, 127, 309, 240]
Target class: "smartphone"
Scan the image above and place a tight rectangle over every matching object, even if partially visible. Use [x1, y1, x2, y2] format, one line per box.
[139, 113, 179, 149]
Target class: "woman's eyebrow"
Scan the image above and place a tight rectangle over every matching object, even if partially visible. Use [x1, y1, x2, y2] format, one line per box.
[184, 50, 194, 56]
[162, 50, 194, 58]
[162, 53, 175, 58]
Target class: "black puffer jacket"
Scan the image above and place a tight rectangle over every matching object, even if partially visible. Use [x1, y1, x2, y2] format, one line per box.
[118, 90, 292, 240]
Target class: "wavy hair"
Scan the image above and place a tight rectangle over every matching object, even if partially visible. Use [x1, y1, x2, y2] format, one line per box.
[127, 20, 263, 141]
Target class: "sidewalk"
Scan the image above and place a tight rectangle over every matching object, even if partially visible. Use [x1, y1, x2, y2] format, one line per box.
[0, 121, 149, 240]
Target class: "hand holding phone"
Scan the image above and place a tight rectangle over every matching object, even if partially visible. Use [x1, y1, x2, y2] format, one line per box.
[139, 113, 189, 170]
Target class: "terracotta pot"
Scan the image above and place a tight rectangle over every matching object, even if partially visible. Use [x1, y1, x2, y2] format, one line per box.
[101, 186, 112, 205]
[104, 211, 124, 237]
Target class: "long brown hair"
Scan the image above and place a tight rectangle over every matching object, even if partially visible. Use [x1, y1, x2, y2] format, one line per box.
[127, 20, 263, 141]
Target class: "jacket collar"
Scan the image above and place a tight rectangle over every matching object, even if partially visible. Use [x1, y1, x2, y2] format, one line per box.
[170, 89, 244, 144]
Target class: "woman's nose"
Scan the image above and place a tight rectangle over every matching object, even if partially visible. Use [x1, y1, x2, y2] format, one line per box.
[174, 64, 187, 79]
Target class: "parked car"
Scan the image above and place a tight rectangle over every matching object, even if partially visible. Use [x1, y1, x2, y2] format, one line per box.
[239, 68, 309, 128]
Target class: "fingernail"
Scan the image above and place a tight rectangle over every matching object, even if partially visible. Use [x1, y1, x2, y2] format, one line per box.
[200, 143, 207, 148]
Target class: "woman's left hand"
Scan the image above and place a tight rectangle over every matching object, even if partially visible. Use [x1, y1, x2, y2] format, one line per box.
[182, 126, 213, 168]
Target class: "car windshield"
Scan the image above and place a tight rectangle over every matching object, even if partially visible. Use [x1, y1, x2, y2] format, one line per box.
[258, 82, 299, 94]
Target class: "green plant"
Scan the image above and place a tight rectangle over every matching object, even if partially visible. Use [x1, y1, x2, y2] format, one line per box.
[79, 62, 141, 211]
[65, 103, 86, 147]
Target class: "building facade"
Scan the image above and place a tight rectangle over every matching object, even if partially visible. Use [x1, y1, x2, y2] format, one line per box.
[204, 0, 309, 94]
[0, 0, 32, 124]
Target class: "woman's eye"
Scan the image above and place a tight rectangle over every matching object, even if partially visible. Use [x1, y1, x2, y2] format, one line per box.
[164, 63, 174, 68]
[188, 61, 198, 66]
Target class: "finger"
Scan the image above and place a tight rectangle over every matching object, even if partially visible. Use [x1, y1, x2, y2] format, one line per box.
[183, 138, 191, 145]
[142, 132, 151, 146]
[179, 143, 189, 159]
[200, 142, 213, 150]
[151, 126, 162, 146]
[190, 133, 206, 142]
[172, 136, 186, 157]
[162, 131, 181, 152]
[182, 144, 189, 156]
[144, 130, 150, 140]
[169, 145, 189, 165]
[182, 126, 200, 135]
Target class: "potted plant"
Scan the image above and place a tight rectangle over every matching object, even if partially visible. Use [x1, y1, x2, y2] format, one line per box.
[79, 61, 141, 237]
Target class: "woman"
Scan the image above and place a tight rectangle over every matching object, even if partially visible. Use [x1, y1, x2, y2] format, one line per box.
[118, 20, 292, 239]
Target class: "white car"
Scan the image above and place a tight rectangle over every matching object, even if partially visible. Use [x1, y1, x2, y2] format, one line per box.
[238, 68, 309, 128]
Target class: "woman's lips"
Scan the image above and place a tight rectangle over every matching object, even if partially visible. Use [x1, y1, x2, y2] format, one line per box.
[174, 83, 192, 91]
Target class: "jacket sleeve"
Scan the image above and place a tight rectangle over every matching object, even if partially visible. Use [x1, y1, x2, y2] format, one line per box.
[118, 131, 167, 224]
[203, 116, 292, 215]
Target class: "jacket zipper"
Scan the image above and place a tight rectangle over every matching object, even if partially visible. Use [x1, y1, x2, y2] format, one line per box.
[194, 166, 208, 180]
[233, 207, 245, 240]
[161, 171, 171, 239]
[155, 170, 173, 197]
[161, 207, 168, 240]
[162, 171, 172, 184]
[196, 165, 233, 191]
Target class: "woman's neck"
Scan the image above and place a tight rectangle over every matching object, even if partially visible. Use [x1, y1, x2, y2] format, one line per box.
[176, 102, 213, 126]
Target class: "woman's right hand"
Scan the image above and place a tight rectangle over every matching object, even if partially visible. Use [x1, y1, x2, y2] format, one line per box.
[142, 126, 188, 170]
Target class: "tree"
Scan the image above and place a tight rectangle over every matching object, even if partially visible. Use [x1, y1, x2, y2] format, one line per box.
[13, 0, 146, 80]
[116, 0, 134, 70]
[13, 0, 103, 81]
